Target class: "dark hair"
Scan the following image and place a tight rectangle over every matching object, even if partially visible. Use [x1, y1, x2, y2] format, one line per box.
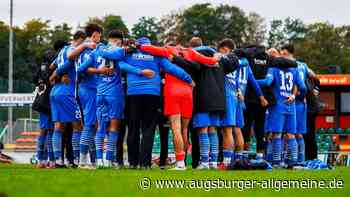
[85, 23, 103, 37]
[189, 37, 203, 48]
[108, 29, 124, 39]
[73, 30, 86, 41]
[53, 40, 68, 52]
[218, 38, 235, 50]
[281, 43, 295, 54]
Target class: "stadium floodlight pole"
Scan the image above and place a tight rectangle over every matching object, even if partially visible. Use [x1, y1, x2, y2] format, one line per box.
[8, 0, 14, 143]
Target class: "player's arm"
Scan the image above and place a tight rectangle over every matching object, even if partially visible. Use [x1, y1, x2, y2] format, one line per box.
[307, 66, 317, 79]
[171, 54, 201, 75]
[256, 68, 274, 87]
[77, 55, 94, 75]
[187, 48, 218, 65]
[247, 67, 269, 107]
[119, 61, 155, 79]
[67, 43, 96, 60]
[100, 47, 126, 60]
[159, 57, 194, 86]
[138, 45, 170, 58]
[268, 56, 297, 68]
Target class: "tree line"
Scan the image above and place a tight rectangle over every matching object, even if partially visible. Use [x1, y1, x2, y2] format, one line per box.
[0, 2, 349, 90]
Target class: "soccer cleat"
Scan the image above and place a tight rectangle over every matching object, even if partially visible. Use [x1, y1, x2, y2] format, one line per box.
[78, 164, 95, 170]
[36, 163, 46, 169]
[46, 162, 56, 169]
[96, 159, 104, 169]
[54, 163, 67, 168]
[169, 166, 186, 171]
[209, 162, 218, 169]
[112, 162, 122, 170]
[196, 163, 210, 170]
[129, 165, 138, 170]
[105, 160, 113, 168]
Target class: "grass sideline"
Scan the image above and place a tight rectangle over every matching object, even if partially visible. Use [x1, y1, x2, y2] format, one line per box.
[0, 164, 349, 197]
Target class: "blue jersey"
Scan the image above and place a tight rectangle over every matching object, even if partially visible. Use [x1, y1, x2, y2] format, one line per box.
[51, 45, 76, 96]
[258, 67, 306, 114]
[224, 58, 247, 95]
[236, 61, 263, 97]
[296, 61, 309, 102]
[101, 50, 193, 96]
[78, 44, 141, 96]
[76, 41, 97, 90]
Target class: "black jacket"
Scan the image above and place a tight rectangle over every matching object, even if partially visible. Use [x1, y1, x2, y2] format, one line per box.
[172, 49, 239, 114]
[234, 47, 298, 105]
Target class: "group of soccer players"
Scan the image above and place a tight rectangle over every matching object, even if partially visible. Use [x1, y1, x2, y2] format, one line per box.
[35, 23, 316, 170]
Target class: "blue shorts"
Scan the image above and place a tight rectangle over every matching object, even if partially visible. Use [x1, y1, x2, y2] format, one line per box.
[193, 112, 220, 128]
[39, 112, 53, 129]
[220, 95, 244, 128]
[50, 94, 81, 123]
[296, 102, 307, 134]
[79, 87, 97, 126]
[267, 110, 296, 134]
[220, 94, 237, 127]
[97, 95, 125, 122]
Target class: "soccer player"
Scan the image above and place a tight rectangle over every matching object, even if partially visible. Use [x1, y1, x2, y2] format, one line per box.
[280, 44, 316, 164]
[133, 43, 218, 170]
[78, 30, 154, 168]
[218, 39, 268, 168]
[75, 24, 102, 166]
[258, 58, 306, 168]
[49, 31, 94, 167]
[101, 37, 193, 169]
[189, 38, 241, 170]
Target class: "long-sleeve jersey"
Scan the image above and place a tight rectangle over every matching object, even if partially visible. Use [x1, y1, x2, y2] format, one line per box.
[258, 67, 306, 114]
[78, 44, 143, 96]
[139, 45, 218, 65]
[101, 50, 193, 96]
[296, 61, 309, 102]
[76, 40, 97, 90]
[51, 45, 76, 96]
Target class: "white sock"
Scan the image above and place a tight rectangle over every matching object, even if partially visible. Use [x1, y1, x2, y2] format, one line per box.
[79, 154, 87, 165]
[177, 160, 185, 168]
[224, 157, 231, 167]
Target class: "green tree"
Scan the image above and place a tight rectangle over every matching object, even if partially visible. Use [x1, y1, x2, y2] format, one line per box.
[132, 17, 161, 43]
[86, 15, 129, 38]
[244, 12, 267, 45]
[50, 23, 72, 43]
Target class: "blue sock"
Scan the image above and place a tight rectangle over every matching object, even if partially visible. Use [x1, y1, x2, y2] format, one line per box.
[208, 132, 219, 163]
[106, 132, 118, 161]
[199, 132, 209, 163]
[223, 149, 232, 166]
[236, 152, 243, 160]
[89, 140, 96, 163]
[286, 138, 298, 166]
[80, 126, 91, 155]
[72, 131, 81, 160]
[95, 125, 106, 160]
[52, 129, 62, 161]
[272, 137, 282, 165]
[297, 137, 305, 163]
[36, 134, 46, 161]
[266, 140, 272, 162]
[46, 131, 54, 161]
[231, 151, 236, 161]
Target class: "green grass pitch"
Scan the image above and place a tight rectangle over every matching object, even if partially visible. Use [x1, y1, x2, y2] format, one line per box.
[0, 164, 349, 197]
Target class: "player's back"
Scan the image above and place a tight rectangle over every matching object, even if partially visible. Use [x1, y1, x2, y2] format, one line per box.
[77, 41, 97, 90]
[95, 45, 124, 96]
[270, 67, 298, 114]
[52, 45, 76, 96]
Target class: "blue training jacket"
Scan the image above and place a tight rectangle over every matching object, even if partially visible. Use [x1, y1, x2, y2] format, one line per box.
[101, 37, 193, 96]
